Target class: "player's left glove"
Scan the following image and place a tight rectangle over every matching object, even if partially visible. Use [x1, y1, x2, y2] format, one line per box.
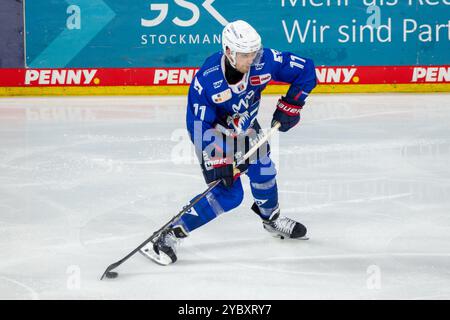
[271, 97, 305, 132]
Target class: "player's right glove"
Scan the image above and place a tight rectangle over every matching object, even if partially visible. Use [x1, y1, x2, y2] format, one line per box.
[271, 97, 305, 132]
[203, 156, 235, 188]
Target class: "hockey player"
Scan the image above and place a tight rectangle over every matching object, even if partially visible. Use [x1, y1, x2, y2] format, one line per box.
[141, 20, 317, 265]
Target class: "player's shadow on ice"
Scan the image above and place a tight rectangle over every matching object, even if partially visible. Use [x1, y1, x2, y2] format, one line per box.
[168, 237, 314, 266]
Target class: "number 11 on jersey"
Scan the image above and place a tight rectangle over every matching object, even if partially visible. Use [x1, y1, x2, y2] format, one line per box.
[194, 103, 206, 121]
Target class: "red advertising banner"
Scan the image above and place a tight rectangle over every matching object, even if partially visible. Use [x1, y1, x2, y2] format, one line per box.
[1, 66, 449, 88]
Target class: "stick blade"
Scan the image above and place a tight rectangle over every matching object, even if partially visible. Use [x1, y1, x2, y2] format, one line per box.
[100, 261, 121, 280]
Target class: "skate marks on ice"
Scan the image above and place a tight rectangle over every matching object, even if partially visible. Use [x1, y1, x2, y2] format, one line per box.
[0, 276, 39, 300]
[1, 95, 450, 299]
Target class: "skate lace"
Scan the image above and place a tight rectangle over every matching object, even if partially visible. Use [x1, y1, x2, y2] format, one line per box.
[273, 216, 296, 235]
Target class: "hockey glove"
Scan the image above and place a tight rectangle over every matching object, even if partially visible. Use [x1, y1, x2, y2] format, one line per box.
[204, 157, 235, 187]
[271, 97, 305, 132]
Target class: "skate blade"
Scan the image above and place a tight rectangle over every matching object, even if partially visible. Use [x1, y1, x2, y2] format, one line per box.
[272, 234, 310, 240]
[139, 248, 172, 266]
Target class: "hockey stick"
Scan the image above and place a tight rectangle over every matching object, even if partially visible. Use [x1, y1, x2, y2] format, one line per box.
[100, 122, 281, 280]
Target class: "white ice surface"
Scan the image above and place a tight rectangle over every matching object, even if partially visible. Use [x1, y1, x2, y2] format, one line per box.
[0, 94, 449, 300]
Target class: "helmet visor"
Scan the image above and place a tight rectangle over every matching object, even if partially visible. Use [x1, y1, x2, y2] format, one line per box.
[235, 47, 264, 67]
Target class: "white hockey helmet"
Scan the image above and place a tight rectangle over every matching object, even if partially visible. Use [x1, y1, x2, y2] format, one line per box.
[222, 20, 263, 68]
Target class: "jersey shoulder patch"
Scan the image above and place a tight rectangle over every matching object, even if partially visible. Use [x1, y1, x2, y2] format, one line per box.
[269, 48, 283, 63]
[193, 76, 204, 95]
[200, 52, 222, 79]
[211, 88, 232, 104]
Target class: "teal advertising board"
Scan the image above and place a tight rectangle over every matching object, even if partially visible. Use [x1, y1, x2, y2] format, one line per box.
[25, 0, 450, 68]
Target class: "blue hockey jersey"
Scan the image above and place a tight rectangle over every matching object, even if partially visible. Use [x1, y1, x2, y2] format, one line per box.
[186, 48, 317, 152]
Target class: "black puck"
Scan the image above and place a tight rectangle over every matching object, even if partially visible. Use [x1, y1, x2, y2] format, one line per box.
[106, 271, 118, 279]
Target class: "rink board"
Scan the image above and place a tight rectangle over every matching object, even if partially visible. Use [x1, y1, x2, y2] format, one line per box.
[2, 2, 449, 95]
[1, 65, 449, 96]
[24, 1, 450, 68]
[0, 0, 24, 67]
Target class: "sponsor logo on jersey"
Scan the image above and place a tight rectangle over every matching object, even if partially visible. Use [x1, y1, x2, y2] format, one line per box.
[212, 88, 232, 103]
[203, 65, 220, 77]
[254, 63, 265, 71]
[250, 73, 272, 86]
[213, 80, 223, 89]
[24, 69, 98, 85]
[232, 90, 255, 112]
[411, 67, 450, 82]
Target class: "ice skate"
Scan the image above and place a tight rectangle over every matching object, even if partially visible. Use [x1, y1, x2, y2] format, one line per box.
[139, 225, 188, 265]
[252, 203, 308, 240]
